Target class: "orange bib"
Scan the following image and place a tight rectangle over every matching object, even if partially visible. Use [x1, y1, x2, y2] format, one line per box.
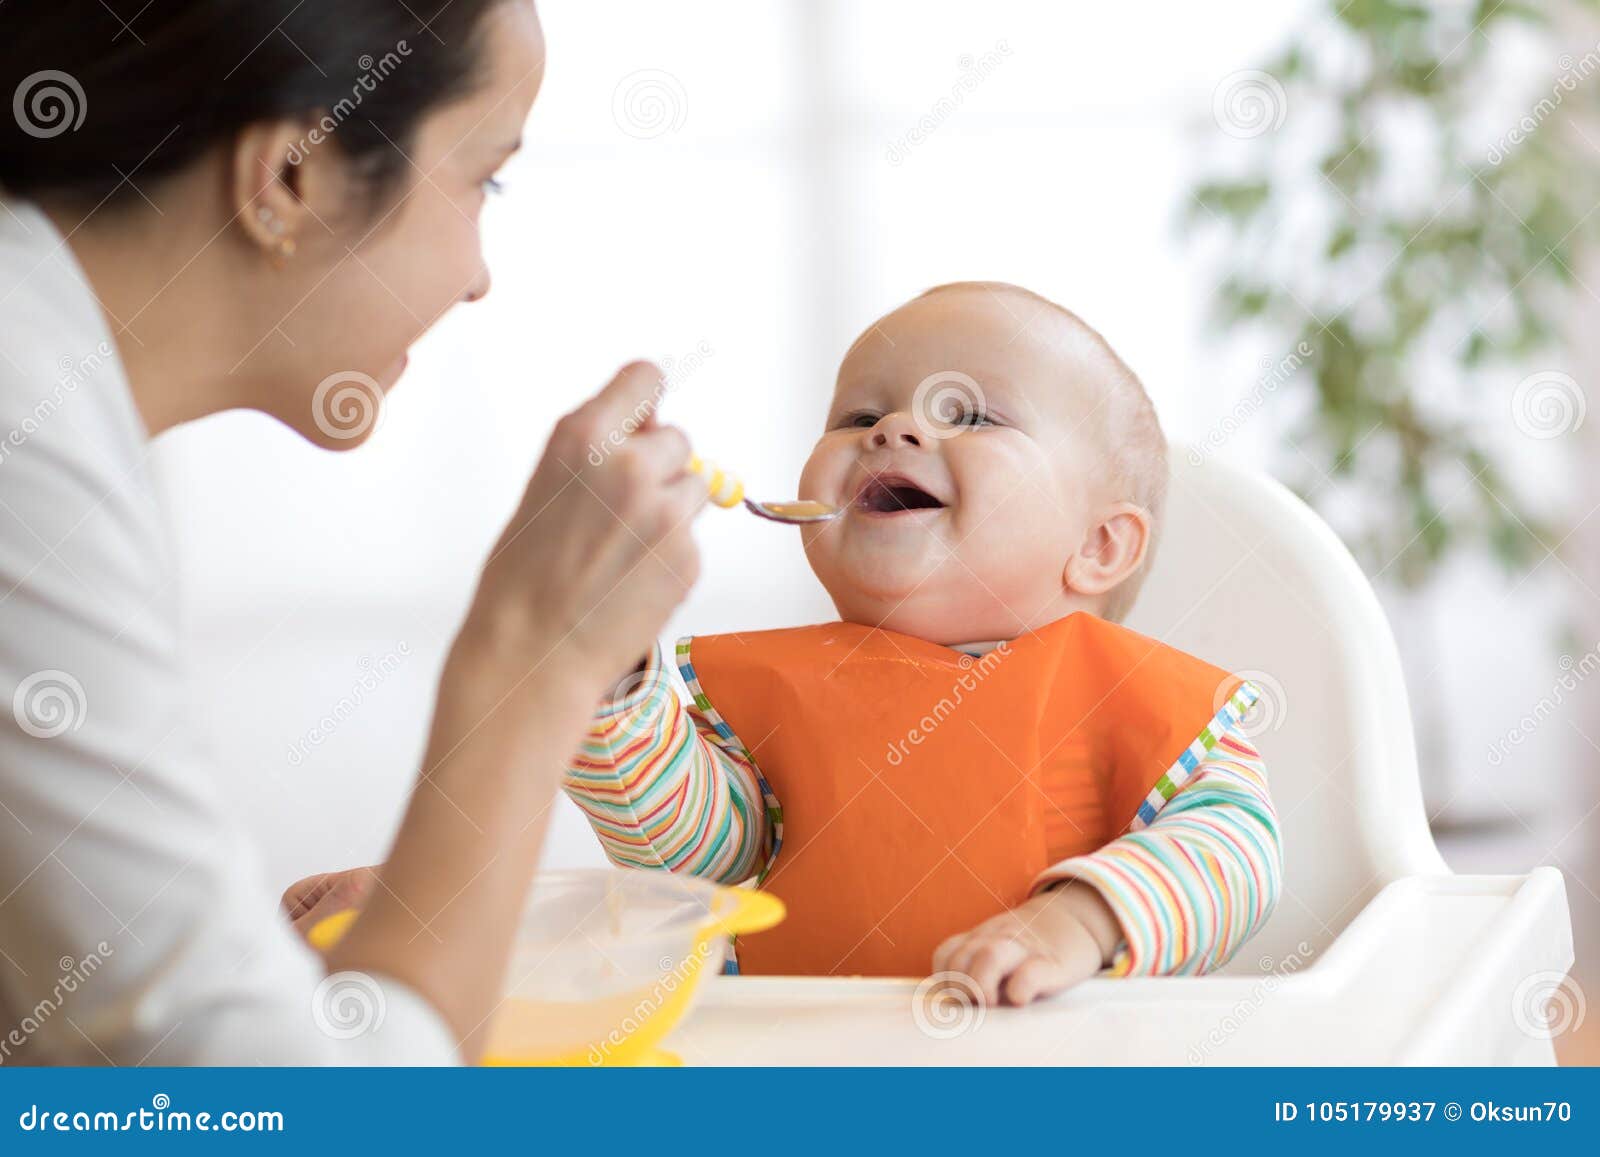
[677, 613, 1244, 977]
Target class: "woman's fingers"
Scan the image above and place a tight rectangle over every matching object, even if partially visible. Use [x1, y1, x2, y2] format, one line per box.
[562, 360, 666, 462]
[464, 359, 712, 704]
[280, 873, 331, 921]
[622, 423, 693, 484]
[282, 867, 378, 940]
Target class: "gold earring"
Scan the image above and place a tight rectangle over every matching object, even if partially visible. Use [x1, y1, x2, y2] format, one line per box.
[256, 206, 296, 266]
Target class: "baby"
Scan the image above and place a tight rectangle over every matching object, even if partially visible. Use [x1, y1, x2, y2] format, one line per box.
[565, 281, 1282, 1006]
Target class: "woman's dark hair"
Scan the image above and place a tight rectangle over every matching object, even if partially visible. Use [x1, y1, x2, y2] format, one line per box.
[0, 0, 508, 210]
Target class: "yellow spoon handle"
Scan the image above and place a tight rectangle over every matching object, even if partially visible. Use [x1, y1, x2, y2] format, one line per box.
[686, 455, 745, 509]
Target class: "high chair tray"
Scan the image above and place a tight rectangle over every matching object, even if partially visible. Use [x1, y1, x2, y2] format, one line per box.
[662, 869, 1573, 1066]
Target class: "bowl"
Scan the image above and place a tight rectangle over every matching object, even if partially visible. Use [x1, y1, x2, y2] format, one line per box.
[309, 867, 784, 1065]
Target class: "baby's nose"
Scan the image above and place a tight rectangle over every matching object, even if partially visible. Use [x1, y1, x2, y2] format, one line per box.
[870, 413, 922, 448]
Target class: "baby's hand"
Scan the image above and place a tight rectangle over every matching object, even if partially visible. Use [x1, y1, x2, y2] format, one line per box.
[931, 881, 1121, 1006]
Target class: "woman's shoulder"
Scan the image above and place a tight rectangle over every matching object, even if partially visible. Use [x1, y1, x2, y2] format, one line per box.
[0, 199, 174, 610]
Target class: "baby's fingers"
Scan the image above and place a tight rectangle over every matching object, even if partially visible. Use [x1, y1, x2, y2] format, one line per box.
[958, 937, 1030, 1008]
[1001, 954, 1074, 1006]
[931, 931, 973, 977]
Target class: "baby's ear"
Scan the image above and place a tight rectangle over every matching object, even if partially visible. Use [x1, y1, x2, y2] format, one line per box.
[1063, 503, 1151, 600]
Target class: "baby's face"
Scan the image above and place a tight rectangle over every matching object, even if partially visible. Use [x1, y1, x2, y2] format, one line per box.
[799, 289, 1114, 645]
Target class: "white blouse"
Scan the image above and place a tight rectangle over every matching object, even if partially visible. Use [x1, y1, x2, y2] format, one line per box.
[0, 199, 456, 1064]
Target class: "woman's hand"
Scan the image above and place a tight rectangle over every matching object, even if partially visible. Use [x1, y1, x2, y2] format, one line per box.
[281, 866, 379, 941]
[461, 360, 709, 704]
[326, 361, 710, 1061]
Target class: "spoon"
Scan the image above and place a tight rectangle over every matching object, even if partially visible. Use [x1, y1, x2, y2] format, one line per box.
[687, 456, 842, 524]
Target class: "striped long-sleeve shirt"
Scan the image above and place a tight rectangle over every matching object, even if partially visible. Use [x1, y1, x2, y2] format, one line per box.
[564, 644, 1282, 977]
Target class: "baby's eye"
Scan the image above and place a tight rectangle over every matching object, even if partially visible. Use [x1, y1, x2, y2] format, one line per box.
[837, 410, 881, 429]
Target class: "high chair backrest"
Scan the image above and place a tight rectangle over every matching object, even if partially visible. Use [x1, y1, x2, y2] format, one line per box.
[1124, 454, 1447, 974]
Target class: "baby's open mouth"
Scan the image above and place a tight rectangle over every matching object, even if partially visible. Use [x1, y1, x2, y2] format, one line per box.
[854, 474, 947, 515]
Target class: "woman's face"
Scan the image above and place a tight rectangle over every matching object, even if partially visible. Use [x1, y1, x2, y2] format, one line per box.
[248, 1, 545, 449]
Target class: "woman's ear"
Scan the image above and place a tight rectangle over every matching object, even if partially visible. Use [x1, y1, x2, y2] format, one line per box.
[230, 118, 330, 259]
[1063, 503, 1152, 599]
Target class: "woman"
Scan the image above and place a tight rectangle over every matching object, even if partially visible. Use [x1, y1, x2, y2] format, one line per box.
[0, 0, 703, 1063]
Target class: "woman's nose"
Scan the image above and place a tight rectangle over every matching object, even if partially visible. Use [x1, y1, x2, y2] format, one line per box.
[870, 412, 922, 449]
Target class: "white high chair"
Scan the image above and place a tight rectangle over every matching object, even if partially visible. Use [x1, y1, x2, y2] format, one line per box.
[667, 456, 1577, 1066]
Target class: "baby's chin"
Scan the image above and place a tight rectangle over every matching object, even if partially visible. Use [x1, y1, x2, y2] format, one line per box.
[817, 566, 1008, 646]
[832, 600, 1013, 647]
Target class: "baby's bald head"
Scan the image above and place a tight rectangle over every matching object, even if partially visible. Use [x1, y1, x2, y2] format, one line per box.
[913, 282, 1167, 620]
[804, 279, 1168, 644]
